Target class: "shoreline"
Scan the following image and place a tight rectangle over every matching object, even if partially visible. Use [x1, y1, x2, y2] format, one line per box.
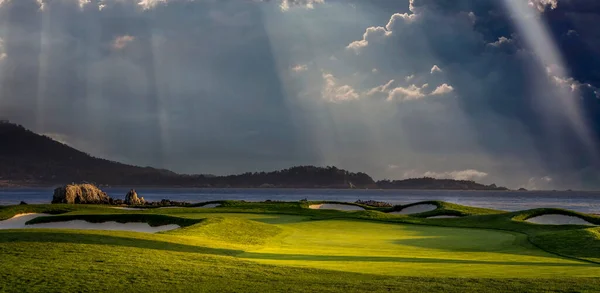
[0, 185, 594, 192]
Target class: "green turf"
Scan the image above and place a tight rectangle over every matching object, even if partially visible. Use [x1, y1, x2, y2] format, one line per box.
[1, 201, 600, 292]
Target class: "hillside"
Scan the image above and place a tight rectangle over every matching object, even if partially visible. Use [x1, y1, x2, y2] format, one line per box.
[0, 122, 191, 186]
[0, 122, 507, 190]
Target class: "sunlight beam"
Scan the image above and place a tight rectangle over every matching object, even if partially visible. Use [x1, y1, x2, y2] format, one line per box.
[502, 0, 597, 158]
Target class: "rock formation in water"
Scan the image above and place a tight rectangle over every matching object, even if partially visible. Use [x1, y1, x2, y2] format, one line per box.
[52, 184, 111, 204]
[124, 189, 145, 205]
[355, 200, 392, 207]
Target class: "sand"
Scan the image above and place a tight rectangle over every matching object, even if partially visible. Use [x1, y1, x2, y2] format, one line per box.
[390, 204, 438, 215]
[308, 204, 365, 211]
[0, 213, 179, 233]
[198, 203, 221, 208]
[525, 214, 597, 226]
[0, 213, 48, 229]
[427, 215, 460, 219]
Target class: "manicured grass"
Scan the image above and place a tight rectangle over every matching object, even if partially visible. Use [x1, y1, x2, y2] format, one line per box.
[1, 201, 600, 292]
[239, 219, 600, 278]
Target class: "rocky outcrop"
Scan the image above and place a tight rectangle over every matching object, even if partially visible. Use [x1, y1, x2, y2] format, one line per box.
[355, 199, 392, 207]
[124, 189, 145, 205]
[52, 184, 111, 204]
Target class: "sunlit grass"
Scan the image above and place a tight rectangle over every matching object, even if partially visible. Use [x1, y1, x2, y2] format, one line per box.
[1, 201, 600, 292]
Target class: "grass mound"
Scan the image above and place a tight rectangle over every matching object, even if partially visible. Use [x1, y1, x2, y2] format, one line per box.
[167, 217, 283, 246]
[512, 208, 600, 225]
[531, 228, 600, 263]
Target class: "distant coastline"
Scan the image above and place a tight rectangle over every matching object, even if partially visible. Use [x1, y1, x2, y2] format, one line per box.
[1, 121, 509, 191]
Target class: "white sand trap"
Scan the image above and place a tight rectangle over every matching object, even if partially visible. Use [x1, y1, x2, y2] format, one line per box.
[0, 213, 179, 233]
[427, 215, 460, 219]
[526, 214, 597, 226]
[198, 203, 221, 208]
[390, 204, 438, 215]
[0, 213, 50, 229]
[309, 204, 365, 211]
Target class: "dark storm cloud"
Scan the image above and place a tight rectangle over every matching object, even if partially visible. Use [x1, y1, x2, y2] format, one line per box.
[0, 0, 599, 188]
[337, 0, 600, 188]
[0, 0, 315, 173]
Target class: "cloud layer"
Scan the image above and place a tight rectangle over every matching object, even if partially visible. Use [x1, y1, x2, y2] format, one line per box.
[1, 0, 600, 189]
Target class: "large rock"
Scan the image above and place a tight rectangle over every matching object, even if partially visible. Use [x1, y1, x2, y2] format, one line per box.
[52, 184, 111, 204]
[124, 189, 145, 205]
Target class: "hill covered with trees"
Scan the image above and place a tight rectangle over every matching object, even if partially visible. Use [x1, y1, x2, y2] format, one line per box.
[0, 121, 507, 190]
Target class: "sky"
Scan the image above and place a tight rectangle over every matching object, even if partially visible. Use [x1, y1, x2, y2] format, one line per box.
[1, 0, 599, 189]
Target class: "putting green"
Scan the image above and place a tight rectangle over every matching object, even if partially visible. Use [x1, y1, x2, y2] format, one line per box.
[238, 219, 600, 278]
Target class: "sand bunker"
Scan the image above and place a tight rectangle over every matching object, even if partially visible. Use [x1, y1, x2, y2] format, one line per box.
[525, 214, 597, 226]
[390, 204, 438, 215]
[0, 213, 48, 229]
[309, 204, 365, 211]
[0, 213, 179, 233]
[198, 203, 221, 208]
[427, 215, 460, 219]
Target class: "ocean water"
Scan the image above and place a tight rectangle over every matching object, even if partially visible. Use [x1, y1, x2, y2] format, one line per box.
[1, 188, 600, 214]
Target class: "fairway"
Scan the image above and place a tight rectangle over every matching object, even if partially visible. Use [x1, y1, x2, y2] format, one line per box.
[1, 201, 600, 292]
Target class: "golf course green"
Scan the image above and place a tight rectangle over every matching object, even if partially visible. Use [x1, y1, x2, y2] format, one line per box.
[1, 200, 600, 292]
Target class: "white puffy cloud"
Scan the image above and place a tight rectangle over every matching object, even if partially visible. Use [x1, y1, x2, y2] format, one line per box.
[279, 0, 324, 11]
[387, 84, 428, 101]
[488, 36, 513, 47]
[430, 83, 454, 95]
[346, 26, 390, 52]
[430, 65, 442, 74]
[367, 79, 453, 100]
[547, 66, 600, 99]
[112, 35, 135, 50]
[321, 73, 359, 102]
[528, 0, 559, 12]
[366, 80, 430, 101]
[404, 169, 489, 181]
[366, 79, 395, 96]
[137, 0, 168, 10]
[291, 64, 308, 72]
[346, 12, 417, 53]
[79, 0, 91, 8]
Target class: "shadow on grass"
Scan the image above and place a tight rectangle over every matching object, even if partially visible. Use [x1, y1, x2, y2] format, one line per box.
[0, 230, 242, 256]
[239, 252, 595, 267]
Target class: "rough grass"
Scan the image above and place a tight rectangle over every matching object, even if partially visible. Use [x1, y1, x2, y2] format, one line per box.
[2, 201, 600, 292]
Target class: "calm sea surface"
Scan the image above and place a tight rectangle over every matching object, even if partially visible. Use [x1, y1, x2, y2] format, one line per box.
[1, 188, 600, 213]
